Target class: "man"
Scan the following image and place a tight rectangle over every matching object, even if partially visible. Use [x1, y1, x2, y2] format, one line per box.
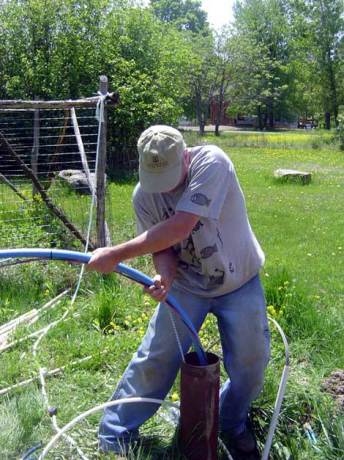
[88, 125, 270, 459]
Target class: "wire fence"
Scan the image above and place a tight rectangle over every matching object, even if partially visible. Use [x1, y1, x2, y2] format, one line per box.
[0, 107, 109, 250]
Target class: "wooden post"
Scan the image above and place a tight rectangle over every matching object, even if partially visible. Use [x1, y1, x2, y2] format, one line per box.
[96, 75, 108, 247]
[31, 104, 40, 197]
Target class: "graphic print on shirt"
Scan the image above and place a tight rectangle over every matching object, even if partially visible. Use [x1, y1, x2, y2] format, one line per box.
[178, 260, 189, 271]
[162, 206, 175, 221]
[229, 262, 235, 273]
[192, 220, 204, 234]
[200, 244, 218, 259]
[216, 228, 223, 247]
[183, 235, 202, 270]
[190, 193, 211, 207]
[206, 269, 225, 288]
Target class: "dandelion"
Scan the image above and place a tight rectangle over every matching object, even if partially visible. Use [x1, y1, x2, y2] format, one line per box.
[267, 305, 277, 317]
[171, 392, 179, 402]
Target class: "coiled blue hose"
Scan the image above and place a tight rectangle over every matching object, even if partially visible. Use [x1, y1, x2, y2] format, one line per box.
[0, 248, 207, 365]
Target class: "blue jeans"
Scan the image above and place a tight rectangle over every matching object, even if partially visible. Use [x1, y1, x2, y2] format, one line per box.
[98, 274, 270, 452]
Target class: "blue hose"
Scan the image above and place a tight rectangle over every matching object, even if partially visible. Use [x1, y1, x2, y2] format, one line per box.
[0, 248, 207, 365]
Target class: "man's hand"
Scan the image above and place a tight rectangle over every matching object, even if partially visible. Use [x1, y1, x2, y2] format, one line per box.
[144, 273, 173, 302]
[87, 247, 120, 273]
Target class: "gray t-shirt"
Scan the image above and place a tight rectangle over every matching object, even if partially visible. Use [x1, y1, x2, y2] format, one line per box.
[133, 145, 265, 297]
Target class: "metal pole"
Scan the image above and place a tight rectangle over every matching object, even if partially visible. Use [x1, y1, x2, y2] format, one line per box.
[180, 352, 220, 460]
[31, 103, 40, 197]
[96, 75, 108, 247]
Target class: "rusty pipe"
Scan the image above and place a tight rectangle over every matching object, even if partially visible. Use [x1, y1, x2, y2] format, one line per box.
[180, 352, 220, 460]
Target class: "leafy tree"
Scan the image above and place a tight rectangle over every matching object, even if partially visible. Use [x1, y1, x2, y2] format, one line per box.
[211, 27, 234, 135]
[0, 0, 192, 170]
[230, 0, 292, 129]
[181, 33, 216, 134]
[150, 0, 209, 33]
[104, 7, 192, 168]
[292, 0, 343, 128]
[0, 0, 109, 99]
[150, 0, 214, 134]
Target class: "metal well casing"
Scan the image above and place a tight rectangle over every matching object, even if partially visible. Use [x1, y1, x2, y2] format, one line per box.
[180, 351, 220, 460]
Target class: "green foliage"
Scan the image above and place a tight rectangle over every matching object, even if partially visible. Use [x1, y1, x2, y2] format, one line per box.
[150, 0, 209, 33]
[0, 193, 78, 250]
[0, 389, 45, 456]
[105, 8, 191, 164]
[287, 0, 344, 128]
[0, 0, 195, 170]
[229, 0, 293, 128]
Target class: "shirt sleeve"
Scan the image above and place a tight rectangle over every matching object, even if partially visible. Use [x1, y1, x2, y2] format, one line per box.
[132, 186, 157, 235]
[176, 153, 230, 220]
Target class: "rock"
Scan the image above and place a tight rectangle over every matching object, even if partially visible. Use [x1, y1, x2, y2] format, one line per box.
[274, 169, 312, 185]
[58, 169, 96, 195]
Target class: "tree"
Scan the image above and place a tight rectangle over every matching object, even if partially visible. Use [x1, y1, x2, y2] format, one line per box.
[211, 27, 234, 135]
[150, 0, 209, 33]
[0, 0, 109, 99]
[0, 0, 194, 170]
[284, 0, 344, 128]
[302, 0, 342, 128]
[229, 0, 292, 129]
[104, 7, 193, 167]
[181, 33, 216, 134]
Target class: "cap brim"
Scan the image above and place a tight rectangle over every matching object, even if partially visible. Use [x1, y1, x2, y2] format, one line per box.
[139, 160, 183, 193]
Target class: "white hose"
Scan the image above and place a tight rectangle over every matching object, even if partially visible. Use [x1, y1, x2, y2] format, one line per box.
[261, 316, 290, 460]
[33, 100, 105, 459]
[38, 397, 179, 459]
[38, 316, 289, 459]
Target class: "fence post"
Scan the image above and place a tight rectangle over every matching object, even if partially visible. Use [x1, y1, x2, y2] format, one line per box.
[96, 75, 108, 247]
[31, 101, 40, 197]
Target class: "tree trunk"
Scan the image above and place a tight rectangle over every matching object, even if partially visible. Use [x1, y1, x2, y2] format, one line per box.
[214, 77, 226, 136]
[267, 98, 274, 129]
[327, 56, 338, 127]
[257, 106, 263, 130]
[269, 108, 274, 129]
[195, 91, 205, 136]
[214, 96, 221, 136]
[325, 112, 331, 130]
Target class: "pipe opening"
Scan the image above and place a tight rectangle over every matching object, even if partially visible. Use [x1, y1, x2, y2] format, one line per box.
[185, 351, 219, 367]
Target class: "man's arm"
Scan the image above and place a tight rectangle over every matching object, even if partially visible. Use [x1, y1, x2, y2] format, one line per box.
[144, 248, 178, 301]
[88, 211, 199, 273]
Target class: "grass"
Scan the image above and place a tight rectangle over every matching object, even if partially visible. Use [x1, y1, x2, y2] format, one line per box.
[0, 129, 343, 459]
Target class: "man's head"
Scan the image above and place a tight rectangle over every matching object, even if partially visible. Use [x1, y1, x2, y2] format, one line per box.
[137, 125, 187, 193]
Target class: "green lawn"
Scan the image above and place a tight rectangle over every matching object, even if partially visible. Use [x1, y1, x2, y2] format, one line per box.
[0, 130, 343, 459]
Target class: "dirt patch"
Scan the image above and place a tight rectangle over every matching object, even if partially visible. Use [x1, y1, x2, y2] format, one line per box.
[322, 370, 344, 409]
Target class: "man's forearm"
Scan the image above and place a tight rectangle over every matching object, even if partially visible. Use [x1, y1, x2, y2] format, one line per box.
[88, 211, 198, 274]
[110, 212, 197, 261]
[153, 248, 177, 280]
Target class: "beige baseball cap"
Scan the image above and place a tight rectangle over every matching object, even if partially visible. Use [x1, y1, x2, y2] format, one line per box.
[138, 125, 186, 193]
